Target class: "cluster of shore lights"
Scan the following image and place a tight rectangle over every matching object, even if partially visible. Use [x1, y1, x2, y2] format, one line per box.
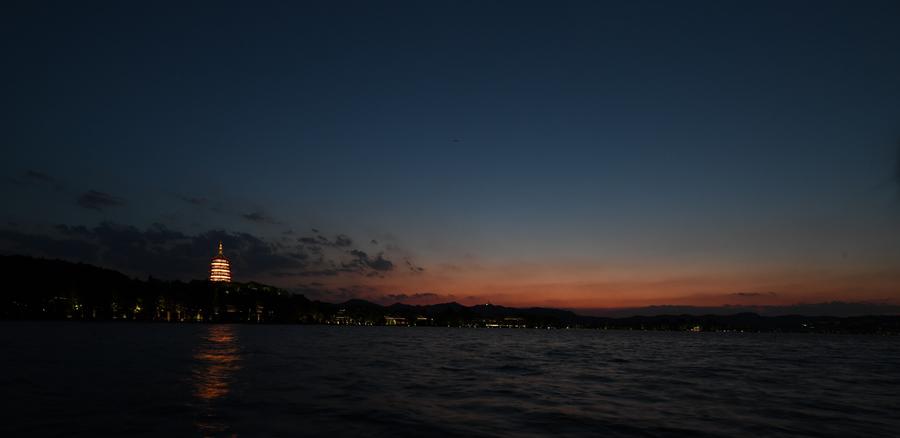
[209, 242, 232, 282]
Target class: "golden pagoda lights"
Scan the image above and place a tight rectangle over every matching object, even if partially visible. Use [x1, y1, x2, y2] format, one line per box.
[209, 242, 232, 282]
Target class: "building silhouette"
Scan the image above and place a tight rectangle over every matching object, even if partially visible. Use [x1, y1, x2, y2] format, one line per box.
[209, 242, 232, 282]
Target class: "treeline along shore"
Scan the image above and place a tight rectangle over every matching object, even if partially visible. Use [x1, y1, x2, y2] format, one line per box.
[1, 255, 898, 334]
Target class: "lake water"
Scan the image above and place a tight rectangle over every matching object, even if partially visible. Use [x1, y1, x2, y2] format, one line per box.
[1, 323, 897, 437]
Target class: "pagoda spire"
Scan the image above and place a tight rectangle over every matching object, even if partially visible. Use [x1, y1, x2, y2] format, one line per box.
[217, 241, 224, 256]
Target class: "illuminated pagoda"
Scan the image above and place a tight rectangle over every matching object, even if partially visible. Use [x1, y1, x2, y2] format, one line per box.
[209, 242, 232, 282]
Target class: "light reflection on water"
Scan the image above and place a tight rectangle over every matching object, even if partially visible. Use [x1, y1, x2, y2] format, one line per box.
[4, 324, 900, 437]
[192, 325, 241, 436]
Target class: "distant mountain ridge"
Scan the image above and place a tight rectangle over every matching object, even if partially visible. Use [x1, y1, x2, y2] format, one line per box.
[1, 255, 899, 333]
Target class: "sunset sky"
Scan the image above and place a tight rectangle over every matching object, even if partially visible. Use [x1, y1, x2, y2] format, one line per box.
[3, 1, 900, 310]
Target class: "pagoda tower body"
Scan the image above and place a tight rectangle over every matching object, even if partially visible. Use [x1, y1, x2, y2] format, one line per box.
[209, 242, 232, 282]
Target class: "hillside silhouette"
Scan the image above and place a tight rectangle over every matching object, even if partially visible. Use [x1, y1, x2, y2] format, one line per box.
[1, 255, 898, 334]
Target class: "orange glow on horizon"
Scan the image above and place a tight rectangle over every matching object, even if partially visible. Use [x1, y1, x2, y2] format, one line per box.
[284, 260, 900, 309]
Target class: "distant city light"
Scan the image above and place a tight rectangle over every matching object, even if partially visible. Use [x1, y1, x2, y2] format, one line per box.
[209, 242, 232, 282]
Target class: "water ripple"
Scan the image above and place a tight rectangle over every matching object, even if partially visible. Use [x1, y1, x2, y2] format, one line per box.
[2, 324, 899, 437]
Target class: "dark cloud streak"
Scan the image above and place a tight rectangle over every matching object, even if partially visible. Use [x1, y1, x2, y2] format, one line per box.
[242, 211, 281, 224]
[379, 292, 456, 305]
[730, 291, 778, 298]
[25, 170, 56, 185]
[405, 258, 425, 273]
[176, 195, 207, 206]
[76, 190, 126, 211]
[5, 169, 65, 191]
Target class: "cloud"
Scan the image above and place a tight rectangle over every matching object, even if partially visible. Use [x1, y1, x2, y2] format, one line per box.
[294, 284, 382, 303]
[378, 292, 457, 305]
[334, 234, 353, 247]
[275, 248, 397, 279]
[0, 222, 411, 283]
[298, 233, 354, 248]
[25, 170, 55, 184]
[241, 211, 281, 224]
[176, 195, 207, 206]
[77, 190, 126, 211]
[0, 228, 99, 262]
[285, 284, 457, 305]
[299, 235, 329, 245]
[52, 222, 304, 279]
[730, 291, 778, 298]
[405, 258, 425, 273]
[347, 249, 394, 273]
[5, 169, 65, 191]
[176, 195, 279, 225]
[368, 256, 393, 271]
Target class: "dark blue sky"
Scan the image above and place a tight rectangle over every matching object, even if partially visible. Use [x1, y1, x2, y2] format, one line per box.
[3, 1, 899, 307]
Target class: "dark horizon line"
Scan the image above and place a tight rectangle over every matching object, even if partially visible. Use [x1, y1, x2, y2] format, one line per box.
[3, 253, 899, 318]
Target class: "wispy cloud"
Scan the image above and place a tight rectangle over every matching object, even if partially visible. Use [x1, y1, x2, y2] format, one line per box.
[5, 169, 65, 191]
[176, 194, 207, 206]
[298, 232, 354, 248]
[241, 211, 281, 224]
[730, 291, 778, 298]
[378, 292, 456, 305]
[25, 170, 56, 185]
[76, 190, 126, 211]
[405, 258, 425, 273]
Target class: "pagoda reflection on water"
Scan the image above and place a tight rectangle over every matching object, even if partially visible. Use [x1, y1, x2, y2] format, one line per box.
[209, 242, 232, 282]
